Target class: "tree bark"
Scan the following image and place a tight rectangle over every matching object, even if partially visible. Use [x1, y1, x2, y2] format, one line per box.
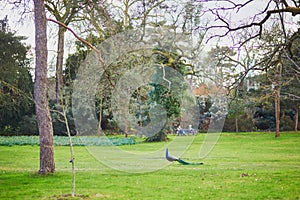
[55, 26, 65, 104]
[235, 117, 238, 133]
[98, 96, 103, 137]
[274, 89, 280, 138]
[295, 103, 299, 131]
[274, 62, 282, 138]
[34, 0, 55, 174]
[145, 130, 168, 142]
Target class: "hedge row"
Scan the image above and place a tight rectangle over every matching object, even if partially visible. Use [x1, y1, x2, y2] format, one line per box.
[0, 136, 136, 146]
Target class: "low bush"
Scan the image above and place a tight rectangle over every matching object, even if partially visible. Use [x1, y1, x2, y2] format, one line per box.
[0, 135, 136, 146]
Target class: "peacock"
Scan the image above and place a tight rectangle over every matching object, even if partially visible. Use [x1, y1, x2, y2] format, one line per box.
[165, 148, 203, 165]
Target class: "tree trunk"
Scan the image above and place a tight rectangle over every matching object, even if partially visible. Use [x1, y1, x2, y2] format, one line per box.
[125, 118, 128, 138]
[274, 62, 282, 138]
[295, 103, 299, 131]
[55, 26, 65, 104]
[145, 130, 168, 142]
[34, 0, 55, 174]
[98, 96, 103, 137]
[235, 116, 238, 133]
[274, 90, 280, 138]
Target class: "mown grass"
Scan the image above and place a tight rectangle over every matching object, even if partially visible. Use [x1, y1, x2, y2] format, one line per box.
[0, 132, 299, 199]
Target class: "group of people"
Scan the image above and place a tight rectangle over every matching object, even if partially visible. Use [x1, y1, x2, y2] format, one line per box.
[174, 124, 196, 135]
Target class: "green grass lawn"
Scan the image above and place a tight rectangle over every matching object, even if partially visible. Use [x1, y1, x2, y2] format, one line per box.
[0, 132, 300, 199]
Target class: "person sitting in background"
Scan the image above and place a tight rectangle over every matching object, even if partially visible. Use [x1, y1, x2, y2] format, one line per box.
[177, 125, 187, 136]
[188, 125, 195, 135]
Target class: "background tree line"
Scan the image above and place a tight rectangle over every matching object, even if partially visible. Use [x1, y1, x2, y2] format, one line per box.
[1, 0, 300, 174]
[1, 25, 299, 135]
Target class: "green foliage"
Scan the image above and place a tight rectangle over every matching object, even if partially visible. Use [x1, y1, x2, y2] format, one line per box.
[148, 84, 181, 118]
[206, 46, 237, 86]
[17, 115, 38, 135]
[227, 98, 245, 118]
[144, 47, 190, 142]
[64, 34, 193, 140]
[152, 47, 187, 75]
[129, 86, 151, 127]
[64, 34, 118, 132]
[223, 114, 254, 132]
[280, 114, 294, 130]
[0, 30, 34, 134]
[64, 34, 102, 87]
[49, 101, 77, 136]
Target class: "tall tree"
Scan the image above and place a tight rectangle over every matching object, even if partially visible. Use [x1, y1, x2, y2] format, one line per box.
[0, 29, 34, 133]
[72, 0, 205, 141]
[281, 29, 300, 131]
[34, 0, 55, 174]
[253, 26, 300, 136]
[271, 61, 283, 137]
[227, 97, 245, 133]
[199, 0, 300, 86]
[45, 0, 80, 104]
[200, 0, 300, 137]
[259, 27, 286, 137]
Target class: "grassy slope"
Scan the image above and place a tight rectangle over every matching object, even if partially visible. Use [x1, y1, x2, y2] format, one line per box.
[0, 132, 299, 199]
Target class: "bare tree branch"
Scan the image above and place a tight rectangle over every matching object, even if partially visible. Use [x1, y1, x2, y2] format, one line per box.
[47, 18, 105, 66]
[199, 0, 300, 45]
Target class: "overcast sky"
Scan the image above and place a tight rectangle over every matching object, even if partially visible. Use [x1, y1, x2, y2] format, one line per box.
[0, 1, 268, 47]
[1, 0, 299, 67]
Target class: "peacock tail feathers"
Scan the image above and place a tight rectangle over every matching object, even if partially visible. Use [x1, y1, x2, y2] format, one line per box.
[165, 148, 203, 165]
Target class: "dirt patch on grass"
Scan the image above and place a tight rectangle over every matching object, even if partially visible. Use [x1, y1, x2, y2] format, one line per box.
[53, 193, 111, 199]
